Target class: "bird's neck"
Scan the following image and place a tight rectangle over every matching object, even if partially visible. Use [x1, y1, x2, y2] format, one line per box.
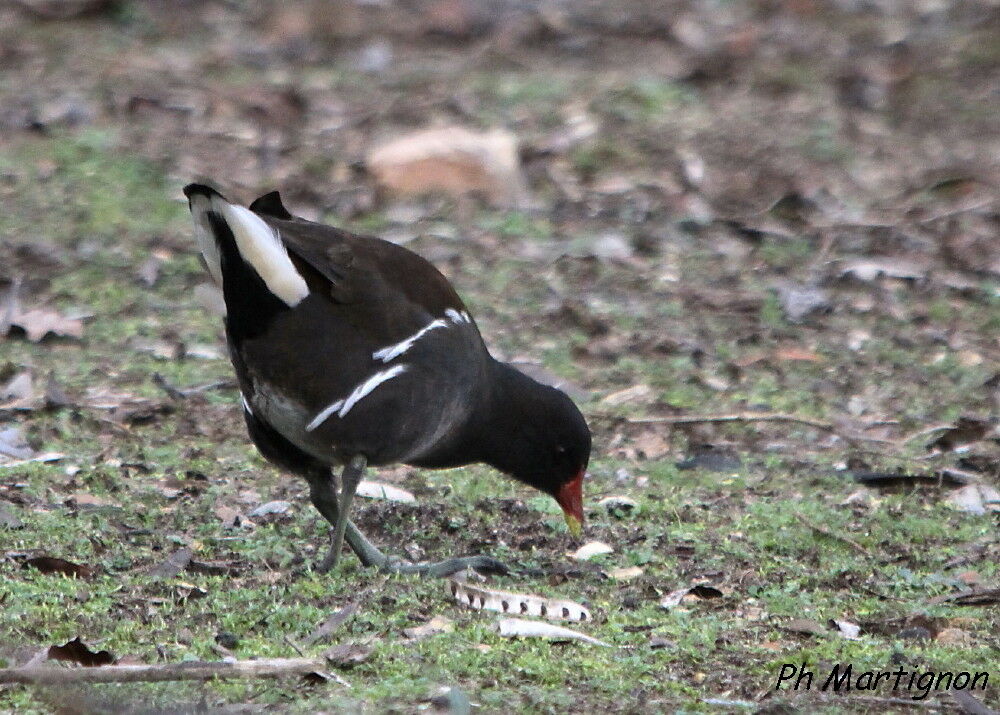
[461, 360, 539, 478]
[407, 358, 534, 477]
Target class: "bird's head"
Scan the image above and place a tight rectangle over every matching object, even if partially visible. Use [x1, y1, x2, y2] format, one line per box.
[493, 371, 591, 538]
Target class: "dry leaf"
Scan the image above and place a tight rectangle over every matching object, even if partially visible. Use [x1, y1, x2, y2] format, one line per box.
[0, 503, 24, 529]
[605, 566, 644, 581]
[248, 500, 293, 518]
[926, 586, 1000, 606]
[448, 580, 590, 622]
[215, 504, 242, 528]
[367, 126, 527, 208]
[930, 417, 996, 452]
[6, 307, 83, 342]
[147, 547, 193, 580]
[403, 615, 453, 640]
[47, 637, 115, 667]
[631, 430, 670, 460]
[831, 619, 861, 640]
[323, 641, 372, 667]
[660, 583, 725, 609]
[600, 384, 653, 407]
[935, 627, 973, 645]
[781, 618, 828, 636]
[304, 602, 359, 645]
[570, 541, 614, 561]
[947, 484, 1000, 515]
[69, 493, 117, 508]
[839, 257, 928, 282]
[0, 372, 37, 410]
[0, 452, 64, 470]
[497, 618, 612, 647]
[0, 426, 35, 460]
[357, 481, 416, 503]
[24, 556, 96, 579]
[597, 496, 638, 515]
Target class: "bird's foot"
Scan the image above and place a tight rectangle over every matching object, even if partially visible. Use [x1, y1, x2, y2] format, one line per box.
[314, 546, 339, 574]
[378, 555, 510, 578]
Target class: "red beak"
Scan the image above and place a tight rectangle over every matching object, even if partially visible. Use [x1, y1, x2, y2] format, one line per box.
[555, 468, 585, 538]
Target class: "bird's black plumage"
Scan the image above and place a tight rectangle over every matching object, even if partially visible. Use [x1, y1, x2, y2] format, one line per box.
[183, 183, 590, 573]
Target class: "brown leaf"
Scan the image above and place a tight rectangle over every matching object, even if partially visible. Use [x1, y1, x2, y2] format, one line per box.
[773, 347, 823, 363]
[136, 256, 161, 287]
[927, 586, 1000, 606]
[403, 615, 453, 640]
[781, 618, 828, 636]
[0, 426, 35, 460]
[147, 547, 193, 580]
[24, 556, 96, 578]
[0, 503, 24, 529]
[215, 504, 242, 528]
[0, 372, 37, 410]
[366, 127, 527, 209]
[44, 373, 73, 409]
[659, 583, 725, 609]
[947, 484, 1000, 515]
[632, 430, 670, 460]
[47, 637, 115, 667]
[6, 307, 83, 342]
[304, 602, 359, 645]
[929, 417, 994, 452]
[600, 384, 653, 407]
[935, 627, 973, 645]
[323, 642, 372, 667]
[69, 493, 113, 508]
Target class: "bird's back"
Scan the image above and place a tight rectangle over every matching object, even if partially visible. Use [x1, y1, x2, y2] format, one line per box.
[188, 185, 491, 468]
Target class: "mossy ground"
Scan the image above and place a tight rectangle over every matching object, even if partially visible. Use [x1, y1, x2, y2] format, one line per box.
[1, 3, 998, 713]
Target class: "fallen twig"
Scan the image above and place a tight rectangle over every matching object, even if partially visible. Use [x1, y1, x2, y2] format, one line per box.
[624, 412, 834, 430]
[793, 513, 870, 557]
[0, 657, 326, 685]
[894, 423, 955, 446]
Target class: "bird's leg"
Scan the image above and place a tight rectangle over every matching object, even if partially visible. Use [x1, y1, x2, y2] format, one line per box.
[306, 461, 509, 577]
[327, 454, 367, 571]
[305, 470, 344, 573]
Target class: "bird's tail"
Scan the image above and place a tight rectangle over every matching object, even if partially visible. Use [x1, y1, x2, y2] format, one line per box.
[183, 183, 309, 308]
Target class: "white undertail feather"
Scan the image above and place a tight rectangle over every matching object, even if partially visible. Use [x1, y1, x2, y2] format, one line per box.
[213, 199, 309, 307]
[189, 194, 224, 287]
[305, 364, 409, 431]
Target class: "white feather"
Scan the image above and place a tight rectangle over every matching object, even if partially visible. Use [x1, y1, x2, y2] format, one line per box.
[445, 308, 471, 324]
[372, 319, 447, 363]
[305, 364, 408, 431]
[211, 197, 309, 307]
[189, 194, 223, 287]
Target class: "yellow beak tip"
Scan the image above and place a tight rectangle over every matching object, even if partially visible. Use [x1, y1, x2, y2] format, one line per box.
[564, 515, 583, 539]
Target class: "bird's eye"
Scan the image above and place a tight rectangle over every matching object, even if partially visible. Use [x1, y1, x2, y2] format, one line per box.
[555, 445, 567, 455]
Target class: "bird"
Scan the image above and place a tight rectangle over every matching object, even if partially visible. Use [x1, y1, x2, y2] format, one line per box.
[182, 183, 591, 577]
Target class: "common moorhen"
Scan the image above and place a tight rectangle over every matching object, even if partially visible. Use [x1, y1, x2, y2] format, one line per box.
[183, 183, 590, 576]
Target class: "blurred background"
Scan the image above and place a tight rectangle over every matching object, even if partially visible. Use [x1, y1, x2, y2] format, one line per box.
[1, 1, 998, 712]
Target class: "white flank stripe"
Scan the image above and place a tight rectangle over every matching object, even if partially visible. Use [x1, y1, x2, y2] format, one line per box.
[445, 308, 471, 324]
[240, 394, 252, 413]
[189, 194, 224, 287]
[372, 319, 447, 362]
[212, 198, 309, 307]
[305, 365, 408, 431]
